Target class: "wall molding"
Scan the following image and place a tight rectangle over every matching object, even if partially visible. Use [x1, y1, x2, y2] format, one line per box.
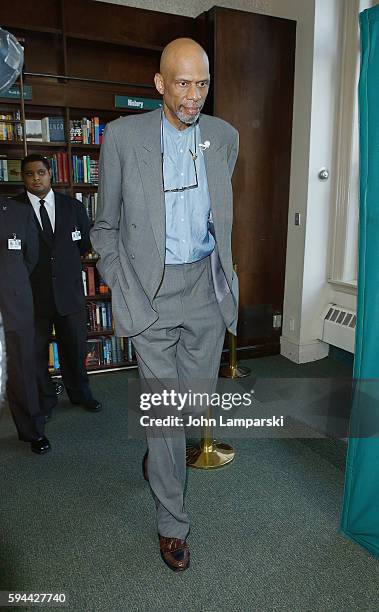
[281, 336, 329, 364]
[329, 0, 360, 283]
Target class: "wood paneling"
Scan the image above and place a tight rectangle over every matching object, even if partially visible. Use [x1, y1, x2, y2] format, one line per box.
[0, 0, 62, 32]
[66, 38, 160, 84]
[63, 0, 199, 49]
[207, 7, 296, 349]
[0, 0, 295, 357]
[0, 28, 63, 76]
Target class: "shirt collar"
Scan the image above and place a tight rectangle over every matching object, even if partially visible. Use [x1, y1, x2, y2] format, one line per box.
[162, 111, 196, 137]
[27, 188, 54, 207]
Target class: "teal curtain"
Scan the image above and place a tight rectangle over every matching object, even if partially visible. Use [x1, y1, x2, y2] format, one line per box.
[341, 4, 379, 558]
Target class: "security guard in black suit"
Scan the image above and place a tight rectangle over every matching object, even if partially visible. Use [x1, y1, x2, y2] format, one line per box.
[0, 196, 50, 454]
[17, 154, 101, 418]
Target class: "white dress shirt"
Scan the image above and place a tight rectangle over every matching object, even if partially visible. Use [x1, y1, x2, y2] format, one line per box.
[27, 188, 55, 231]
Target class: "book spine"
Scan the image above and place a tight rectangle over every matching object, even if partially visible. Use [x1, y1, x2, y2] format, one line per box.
[95, 304, 101, 330]
[82, 269, 87, 296]
[41, 117, 50, 142]
[53, 342, 60, 370]
[62, 152, 69, 183]
[57, 153, 63, 183]
[101, 303, 107, 329]
[127, 338, 133, 362]
[49, 342, 54, 368]
[87, 266, 95, 296]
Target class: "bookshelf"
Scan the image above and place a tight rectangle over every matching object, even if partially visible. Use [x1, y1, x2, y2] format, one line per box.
[0, 0, 200, 373]
[0, 0, 296, 361]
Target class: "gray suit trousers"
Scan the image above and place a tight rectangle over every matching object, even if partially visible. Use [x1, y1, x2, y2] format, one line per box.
[132, 255, 226, 539]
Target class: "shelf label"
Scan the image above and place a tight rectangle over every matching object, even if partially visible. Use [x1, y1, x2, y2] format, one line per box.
[114, 95, 162, 111]
[1, 85, 32, 100]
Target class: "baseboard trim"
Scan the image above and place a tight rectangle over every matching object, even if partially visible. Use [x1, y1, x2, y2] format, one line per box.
[280, 337, 329, 364]
[220, 342, 280, 364]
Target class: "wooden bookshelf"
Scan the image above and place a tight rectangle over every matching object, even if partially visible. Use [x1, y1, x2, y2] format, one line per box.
[0, 0, 296, 360]
[0, 0, 193, 372]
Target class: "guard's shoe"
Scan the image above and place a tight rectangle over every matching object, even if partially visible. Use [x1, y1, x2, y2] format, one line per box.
[142, 450, 148, 481]
[31, 436, 51, 455]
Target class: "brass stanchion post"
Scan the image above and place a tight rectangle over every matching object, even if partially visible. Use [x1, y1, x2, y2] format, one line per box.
[186, 407, 235, 469]
[220, 264, 250, 379]
[187, 265, 248, 469]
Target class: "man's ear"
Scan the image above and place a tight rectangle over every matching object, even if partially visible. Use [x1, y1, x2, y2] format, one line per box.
[154, 73, 164, 95]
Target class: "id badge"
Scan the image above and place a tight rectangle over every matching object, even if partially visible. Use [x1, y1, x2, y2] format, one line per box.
[72, 230, 81, 241]
[8, 238, 22, 250]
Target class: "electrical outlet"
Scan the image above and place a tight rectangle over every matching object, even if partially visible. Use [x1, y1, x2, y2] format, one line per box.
[289, 317, 295, 332]
[295, 212, 301, 226]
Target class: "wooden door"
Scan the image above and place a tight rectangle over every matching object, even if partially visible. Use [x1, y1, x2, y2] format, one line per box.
[204, 7, 296, 356]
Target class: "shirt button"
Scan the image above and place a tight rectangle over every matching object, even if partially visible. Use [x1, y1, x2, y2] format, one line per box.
[182, 239, 186, 243]
[181, 218, 184, 222]
[180, 149, 183, 153]
[181, 172, 184, 176]
[180, 195, 184, 200]
[131, 254, 135, 259]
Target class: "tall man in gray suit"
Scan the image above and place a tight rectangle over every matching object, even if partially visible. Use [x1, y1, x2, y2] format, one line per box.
[91, 38, 239, 572]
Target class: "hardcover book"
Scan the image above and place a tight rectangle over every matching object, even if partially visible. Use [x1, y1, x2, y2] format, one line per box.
[25, 119, 43, 142]
[7, 159, 22, 182]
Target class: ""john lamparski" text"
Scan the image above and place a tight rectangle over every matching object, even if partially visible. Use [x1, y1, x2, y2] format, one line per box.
[139, 415, 284, 429]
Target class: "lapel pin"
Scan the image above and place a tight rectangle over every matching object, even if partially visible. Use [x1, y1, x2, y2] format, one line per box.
[199, 140, 210, 151]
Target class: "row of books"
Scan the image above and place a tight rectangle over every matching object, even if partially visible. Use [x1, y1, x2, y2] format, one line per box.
[0, 154, 69, 183]
[0, 158, 21, 181]
[82, 265, 109, 296]
[0, 111, 22, 141]
[0, 117, 66, 143]
[48, 336, 136, 371]
[86, 301, 113, 332]
[70, 117, 105, 145]
[49, 342, 61, 371]
[76, 192, 98, 222]
[72, 155, 99, 184]
[85, 336, 135, 367]
[0, 114, 106, 144]
[49, 152, 70, 183]
[0, 155, 99, 183]
[25, 117, 65, 142]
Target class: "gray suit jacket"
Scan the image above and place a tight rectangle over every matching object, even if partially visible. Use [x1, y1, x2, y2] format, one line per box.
[90, 108, 239, 337]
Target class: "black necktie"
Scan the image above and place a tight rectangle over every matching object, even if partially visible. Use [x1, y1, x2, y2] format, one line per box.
[39, 199, 54, 243]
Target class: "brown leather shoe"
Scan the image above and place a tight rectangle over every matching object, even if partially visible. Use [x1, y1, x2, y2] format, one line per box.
[159, 535, 190, 572]
[142, 450, 148, 481]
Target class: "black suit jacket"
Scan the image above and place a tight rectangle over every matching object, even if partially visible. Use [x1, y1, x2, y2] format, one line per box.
[16, 191, 91, 317]
[0, 197, 38, 331]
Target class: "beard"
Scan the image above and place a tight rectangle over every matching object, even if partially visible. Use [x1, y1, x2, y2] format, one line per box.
[175, 105, 202, 125]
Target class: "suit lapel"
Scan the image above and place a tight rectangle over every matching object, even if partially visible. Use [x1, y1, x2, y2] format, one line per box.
[134, 111, 228, 264]
[21, 191, 47, 245]
[53, 190, 61, 239]
[199, 115, 228, 246]
[135, 109, 166, 266]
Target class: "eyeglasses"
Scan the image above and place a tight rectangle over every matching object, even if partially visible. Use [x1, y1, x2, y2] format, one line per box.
[161, 116, 199, 193]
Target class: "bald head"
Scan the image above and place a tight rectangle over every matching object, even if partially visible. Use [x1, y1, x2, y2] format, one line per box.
[155, 38, 210, 130]
[160, 38, 209, 76]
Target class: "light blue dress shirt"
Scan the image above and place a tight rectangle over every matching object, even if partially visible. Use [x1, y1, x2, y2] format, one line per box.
[162, 114, 215, 264]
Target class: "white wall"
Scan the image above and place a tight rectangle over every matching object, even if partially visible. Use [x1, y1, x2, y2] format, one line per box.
[282, 0, 348, 363]
[98, 0, 358, 362]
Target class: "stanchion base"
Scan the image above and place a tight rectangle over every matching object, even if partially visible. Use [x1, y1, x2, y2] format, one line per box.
[219, 365, 251, 378]
[186, 441, 235, 469]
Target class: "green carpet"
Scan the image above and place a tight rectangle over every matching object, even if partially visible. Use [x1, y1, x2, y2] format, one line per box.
[1, 355, 379, 611]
